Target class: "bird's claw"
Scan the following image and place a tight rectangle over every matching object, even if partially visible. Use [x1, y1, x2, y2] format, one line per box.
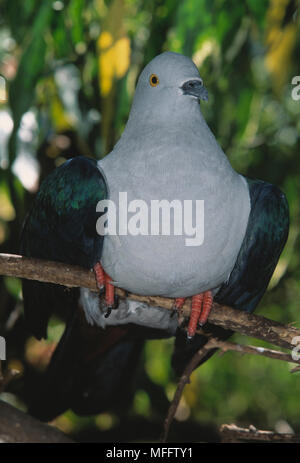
[98, 284, 105, 296]
[94, 262, 118, 317]
[104, 305, 113, 318]
[187, 291, 213, 339]
[103, 292, 119, 318]
[170, 303, 178, 318]
[171, 297, 186, 326]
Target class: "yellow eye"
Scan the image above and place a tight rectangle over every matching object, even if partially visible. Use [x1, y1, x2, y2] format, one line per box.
[149, 73, 159, 87]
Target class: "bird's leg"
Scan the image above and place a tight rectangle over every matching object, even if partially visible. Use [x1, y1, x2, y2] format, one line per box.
[174, 297, 186, 309]
[93, 263, 116, 318]
[104, 274, 115, 318]
[172, 297, 185, 314]
[198, 291, 213, 326]
[93, 262, 106, 292]
[171, 297, 186, 324]
[187, 293, 204, 339]
[187, 291, 213, 339]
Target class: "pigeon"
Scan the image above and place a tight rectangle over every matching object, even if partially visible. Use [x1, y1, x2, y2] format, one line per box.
[20, 51, 289, 421]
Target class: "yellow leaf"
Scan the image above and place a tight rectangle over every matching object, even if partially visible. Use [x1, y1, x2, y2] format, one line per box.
[97, 0, 131, 97]
[51, 96, 74, 132]
[114, 37, 130, 79]
[0, 187, 15, 221]
[265, 0, 298, 93]
[98, 31, 113, 49]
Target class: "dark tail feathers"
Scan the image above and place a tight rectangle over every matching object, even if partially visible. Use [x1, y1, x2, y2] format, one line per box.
[28, 309, 144, 421]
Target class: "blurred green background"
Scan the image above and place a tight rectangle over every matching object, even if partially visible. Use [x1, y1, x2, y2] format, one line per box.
[0, 0, 300, 442]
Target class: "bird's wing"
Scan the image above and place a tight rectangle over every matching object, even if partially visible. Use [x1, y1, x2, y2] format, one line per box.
[172, 178, 289, 376]
[20, 156, 152, 420]
[20, 156, 107, 339]
[214, 177, 289, 311]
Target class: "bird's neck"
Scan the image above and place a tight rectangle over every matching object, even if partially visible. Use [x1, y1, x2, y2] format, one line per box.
[115, 100, 227, 165]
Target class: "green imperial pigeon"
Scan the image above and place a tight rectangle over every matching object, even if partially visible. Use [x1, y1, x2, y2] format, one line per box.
[20, 52, 289, 421]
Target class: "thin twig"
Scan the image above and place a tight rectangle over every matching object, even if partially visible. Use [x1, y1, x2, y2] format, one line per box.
[161, 337, 300, 443]
[205, 339, 300, 366]
[219, 424, 300, 443]
[161, 338, 218, 442]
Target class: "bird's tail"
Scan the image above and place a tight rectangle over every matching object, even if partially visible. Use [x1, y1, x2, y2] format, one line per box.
[28, 308, 144, 422]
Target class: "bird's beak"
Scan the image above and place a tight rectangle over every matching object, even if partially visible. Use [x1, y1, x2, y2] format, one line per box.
[181, 79, 208, 101]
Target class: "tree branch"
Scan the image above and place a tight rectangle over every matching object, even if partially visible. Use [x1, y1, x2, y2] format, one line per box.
[161, 340, 216, 442]
[200, 338, 300, 365]
[1, 253, 300, 443]
[0, 253, 299, 352]
[219, 424, 300, 443]
[0, 400, 74, 443]
[161, 336, 300, 443]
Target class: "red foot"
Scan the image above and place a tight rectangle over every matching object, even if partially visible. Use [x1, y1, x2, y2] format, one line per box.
[105, 274, 115, 310]
[187, 291, 213, 339]
[93, 262, 115, 317]
[198, 291, 213, 326]
[173, 291, 213, 339]
[94, 262, 106, 290]
[187, 293, 204, 338]
[174, 297, 185, 312]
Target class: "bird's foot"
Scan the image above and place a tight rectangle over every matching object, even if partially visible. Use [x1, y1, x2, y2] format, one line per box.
[172, 297, 185, 315]
[93, 263, 117, 318]
[187, 291, 213, 340]
[104, 274, 119, 318]
[171, 297, 186, 325]
[94, 262, 106, 293]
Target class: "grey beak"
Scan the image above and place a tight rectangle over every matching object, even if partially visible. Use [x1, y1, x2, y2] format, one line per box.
[181, 79, 208, 101]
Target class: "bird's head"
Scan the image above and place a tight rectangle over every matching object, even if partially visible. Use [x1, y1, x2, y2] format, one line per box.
[128, 52, 208, 129]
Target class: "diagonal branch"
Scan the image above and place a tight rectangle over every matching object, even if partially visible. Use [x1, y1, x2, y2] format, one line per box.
[161, 337, 300, 443]
[161, 339, 216, 442]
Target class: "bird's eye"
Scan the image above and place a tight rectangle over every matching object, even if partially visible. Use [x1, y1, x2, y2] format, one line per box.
[149, 74, 159, 87]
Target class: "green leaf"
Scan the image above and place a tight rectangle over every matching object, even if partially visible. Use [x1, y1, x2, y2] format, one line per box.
[68, 0, 85, 45]
[52, 8, 70, 58]
[246, 0, 269, 26]
[8, 2, 53, 164]
[4, 276, 21, 299]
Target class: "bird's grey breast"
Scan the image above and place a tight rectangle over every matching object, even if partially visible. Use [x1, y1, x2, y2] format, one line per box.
[97, 140, 250, 298]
